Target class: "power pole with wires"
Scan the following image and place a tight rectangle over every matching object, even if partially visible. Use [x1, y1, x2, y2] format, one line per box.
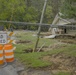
[34, 0, 47, 52]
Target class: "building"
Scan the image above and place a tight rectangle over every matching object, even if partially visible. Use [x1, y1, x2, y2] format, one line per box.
[49, 14, 76, 35]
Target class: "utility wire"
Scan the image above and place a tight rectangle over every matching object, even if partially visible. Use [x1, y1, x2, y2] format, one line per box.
[0, 20, 76, 28]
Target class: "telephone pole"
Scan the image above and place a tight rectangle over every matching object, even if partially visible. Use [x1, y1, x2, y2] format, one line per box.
[34, 0, 47, 51]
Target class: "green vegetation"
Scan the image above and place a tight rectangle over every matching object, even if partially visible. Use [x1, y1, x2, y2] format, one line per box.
[55, 72, 71, 75]
[15, 31, 76, 68]
[0, 0, 61, 24]
[0, 0, 75, 23]
[16, 52, 51, 68]
[15, 31, 56, 68]
[0, 0, 76, 30]
[60, 0, 76, 19]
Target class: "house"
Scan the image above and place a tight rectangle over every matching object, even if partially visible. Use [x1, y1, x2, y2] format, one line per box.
[49, 14, 76, 35]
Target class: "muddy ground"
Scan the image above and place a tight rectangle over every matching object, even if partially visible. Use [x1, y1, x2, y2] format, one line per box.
[16, 40, 31, 44]
[19, 69, 52, 75]
[42, 53, 76, 75]
[18, 53, 76, 75]
[15, 33, 76, 75]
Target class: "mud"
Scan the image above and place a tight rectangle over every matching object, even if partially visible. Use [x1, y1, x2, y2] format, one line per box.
[42, 53, 76, 75]
[60, 39, 76, 44]
[19, 69, 52, 75]
[23, 48, 44, 53]
[16, 40, 31, 44]
[22, 42, 67, 53]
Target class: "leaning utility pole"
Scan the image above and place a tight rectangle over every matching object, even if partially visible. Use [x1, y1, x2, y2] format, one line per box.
[34, 0, 47, 51]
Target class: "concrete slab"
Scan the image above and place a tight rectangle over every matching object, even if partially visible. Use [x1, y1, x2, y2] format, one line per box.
[0, 65, 18, 75]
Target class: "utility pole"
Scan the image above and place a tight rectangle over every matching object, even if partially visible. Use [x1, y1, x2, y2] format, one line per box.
[34, 0, 47, 51]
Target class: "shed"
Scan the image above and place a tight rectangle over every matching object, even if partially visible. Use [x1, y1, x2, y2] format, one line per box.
[49, 14, 76, 35]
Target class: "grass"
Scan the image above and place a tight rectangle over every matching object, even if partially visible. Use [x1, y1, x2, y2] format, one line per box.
[15, 31, 56, 68]
[55, 72, 71, 75]
[48, 44, 76, 56]
[16, 52, 51, 68]
[14, 30, 76, 68]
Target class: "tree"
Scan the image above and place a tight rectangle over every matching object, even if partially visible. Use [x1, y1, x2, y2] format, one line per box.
[44, 5, 53, 24]
[0, 0, 62, 25]
[26, 0, 32, 7]
[0, 0, 26, 21]
[60, 0, 76, 19]
[23, 6, 38, 22]
[50, 0, 61, 18]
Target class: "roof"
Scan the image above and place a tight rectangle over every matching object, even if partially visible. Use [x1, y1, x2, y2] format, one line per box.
[52, 13, 76, 25]
[66, 19, 76, 24]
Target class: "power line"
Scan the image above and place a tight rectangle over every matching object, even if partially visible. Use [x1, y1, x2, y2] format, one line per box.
[0, 20, 76, 28]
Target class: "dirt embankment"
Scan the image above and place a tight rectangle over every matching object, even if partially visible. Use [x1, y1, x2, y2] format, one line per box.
[43, 53, 76, 75]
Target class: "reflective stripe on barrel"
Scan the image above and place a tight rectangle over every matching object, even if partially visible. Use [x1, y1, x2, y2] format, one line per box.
[0, 45, 4, 65]
[9, 32, 14, 36]
[4, 44, 14, 62]
[8, 32, 14, 44]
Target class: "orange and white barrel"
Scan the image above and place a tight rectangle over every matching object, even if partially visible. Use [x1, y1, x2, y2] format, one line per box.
[0, 45, 4, 65]
[4, 44, 14, 62]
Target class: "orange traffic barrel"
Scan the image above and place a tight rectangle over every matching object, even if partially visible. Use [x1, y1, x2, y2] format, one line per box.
[0, 45, 4, 65]
[4, 44, 14, 62]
